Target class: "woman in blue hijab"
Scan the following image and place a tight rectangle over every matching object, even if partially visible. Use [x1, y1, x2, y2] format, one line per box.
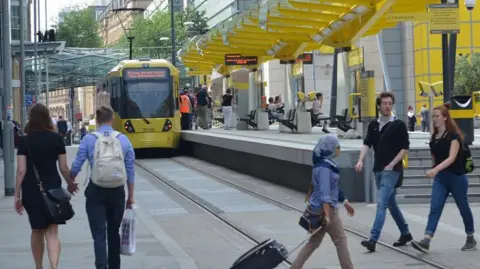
[291, 134, 354, 269]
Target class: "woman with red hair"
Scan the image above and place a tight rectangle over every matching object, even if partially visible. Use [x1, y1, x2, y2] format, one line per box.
[411, 104, 476, 253]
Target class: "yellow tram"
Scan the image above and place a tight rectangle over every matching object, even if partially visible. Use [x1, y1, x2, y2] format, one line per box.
[96, 59, 181, 150]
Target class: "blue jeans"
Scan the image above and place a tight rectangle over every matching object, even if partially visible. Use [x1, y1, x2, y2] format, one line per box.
[370, 171, 409, 242]
[425, 171, 475, 236]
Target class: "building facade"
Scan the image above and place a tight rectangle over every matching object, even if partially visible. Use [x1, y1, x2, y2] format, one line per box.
[98, 0, 153, 46]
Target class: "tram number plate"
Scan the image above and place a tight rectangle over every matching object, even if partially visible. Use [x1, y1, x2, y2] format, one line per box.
[143, 128, 155, 132]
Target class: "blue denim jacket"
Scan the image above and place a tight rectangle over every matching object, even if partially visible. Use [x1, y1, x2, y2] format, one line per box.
[70, 125, 135, 184]
[309, 159, 343, 210]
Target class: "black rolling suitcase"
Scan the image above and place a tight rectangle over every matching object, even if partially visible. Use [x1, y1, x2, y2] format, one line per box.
[229, 227, 324, 269]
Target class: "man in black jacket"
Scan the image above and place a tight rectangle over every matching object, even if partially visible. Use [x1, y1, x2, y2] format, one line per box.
[355, 91, 412, 252]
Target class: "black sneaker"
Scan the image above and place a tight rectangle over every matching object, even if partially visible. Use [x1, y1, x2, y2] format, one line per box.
[411, 239, 430, 253]
[361, 239, 376, 252]
[462, 237, 477, 251]
[393, 233, 413, 247]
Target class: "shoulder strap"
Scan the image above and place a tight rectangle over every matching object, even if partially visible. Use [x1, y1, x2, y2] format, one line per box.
[110, 131, 121, 139]
[377, 120, 397, 147]
[25, 137, 42, 186]
[91, 131, 101, 138]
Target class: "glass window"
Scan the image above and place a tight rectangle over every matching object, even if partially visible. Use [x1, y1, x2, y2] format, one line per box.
[123, 81, 173, 118]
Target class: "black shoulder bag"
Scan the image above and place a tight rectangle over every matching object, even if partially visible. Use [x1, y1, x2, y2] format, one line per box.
[377, 120, 405, 188]
[27, 138, 75, 223]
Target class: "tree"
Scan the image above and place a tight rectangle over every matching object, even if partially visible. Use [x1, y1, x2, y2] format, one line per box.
[55, 6, 102, 48]
[453, 53, 480, 95]
[114, 8, 208, 59]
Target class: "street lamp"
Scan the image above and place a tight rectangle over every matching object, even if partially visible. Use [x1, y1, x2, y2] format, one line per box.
[159, 37, 170, 41]
[183, 21, 194, 27]
[111, 7, 145, 60]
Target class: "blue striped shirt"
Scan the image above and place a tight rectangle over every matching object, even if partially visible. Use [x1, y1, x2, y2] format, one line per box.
[70, 125, 135, 184]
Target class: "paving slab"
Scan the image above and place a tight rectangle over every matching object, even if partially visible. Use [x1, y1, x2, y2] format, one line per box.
[174, 156, 480, 269]
[141, 158, 438, 269]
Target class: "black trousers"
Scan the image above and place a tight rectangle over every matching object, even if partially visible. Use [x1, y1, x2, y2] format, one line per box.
[181, 113, 191, 130]
[85, 183, 125, 269]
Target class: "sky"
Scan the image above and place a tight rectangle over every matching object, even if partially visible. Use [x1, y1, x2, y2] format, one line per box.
[30, 0, 96, 38]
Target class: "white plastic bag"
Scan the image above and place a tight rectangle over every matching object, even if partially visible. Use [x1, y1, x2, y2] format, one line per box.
[120, 209, 136, 256]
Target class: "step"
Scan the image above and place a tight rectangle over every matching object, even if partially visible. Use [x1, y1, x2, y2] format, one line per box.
[396, 193, 480, 204]
[397, 183, 480, 195]
[405, 166, 480, 177]
[402, 174, 480, 185]
[407, 157, 480, 166]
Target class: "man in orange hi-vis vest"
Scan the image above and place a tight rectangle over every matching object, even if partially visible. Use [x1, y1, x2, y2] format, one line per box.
[179, 90, 192, 130]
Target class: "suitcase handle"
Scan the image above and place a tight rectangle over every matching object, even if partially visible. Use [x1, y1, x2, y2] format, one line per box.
[286, 226, 325, 257]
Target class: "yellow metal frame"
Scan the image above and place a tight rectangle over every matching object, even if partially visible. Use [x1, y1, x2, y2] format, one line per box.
[349, 93, 361, 119]
[473, 91, 480, 117]
[178, 0, 438, 73]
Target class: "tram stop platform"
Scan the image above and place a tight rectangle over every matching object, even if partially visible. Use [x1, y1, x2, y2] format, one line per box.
[1, 146, 479, 269]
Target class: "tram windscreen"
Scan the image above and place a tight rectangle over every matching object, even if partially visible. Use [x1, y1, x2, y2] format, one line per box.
[123, 80, 173, 118]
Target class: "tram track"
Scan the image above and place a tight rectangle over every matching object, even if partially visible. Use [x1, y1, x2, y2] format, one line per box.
[165, 157, 455, 269]
[135, 160, 294, 268]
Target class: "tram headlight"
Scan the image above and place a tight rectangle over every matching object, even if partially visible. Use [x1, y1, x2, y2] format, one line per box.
[124, 120, 135, 133]
[162, 119, 172, 132]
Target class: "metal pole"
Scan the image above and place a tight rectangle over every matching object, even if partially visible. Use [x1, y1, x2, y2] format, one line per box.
[128, 37, 134, 60]
[329, 48, 339, 120]
[448, 0, 459, 94]
[312, 51, 317, 92]
[170, 0, 176, 67]
[2, 0, 16, 196]
[37, 0, 42, 103]
[377, 31, 392, 91]
[45, 53, 49, 107]
[44, 0, 47, 31]
[20, 0, 27, 127]
[441, 0, 450, 103]
[33, 0, 38, 96]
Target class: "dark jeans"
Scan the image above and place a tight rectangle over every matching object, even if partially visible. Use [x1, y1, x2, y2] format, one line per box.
[425, 171, 475, 236]
[85, 183, 126, 269]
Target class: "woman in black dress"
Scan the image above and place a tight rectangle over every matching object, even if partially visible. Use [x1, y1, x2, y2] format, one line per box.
[14, 103, 78, 269]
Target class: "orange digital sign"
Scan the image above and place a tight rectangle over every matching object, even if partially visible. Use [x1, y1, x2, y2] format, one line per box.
[225, 54, 258, 66]
[125, 69, 167, 79]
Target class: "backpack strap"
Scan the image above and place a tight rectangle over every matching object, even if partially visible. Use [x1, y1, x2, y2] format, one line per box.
[91, 131, 102, 138]
[110, 131, 121, 139]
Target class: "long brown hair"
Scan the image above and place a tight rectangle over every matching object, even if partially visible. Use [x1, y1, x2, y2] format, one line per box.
[432, 104, 464, 141]
[25, 103, 56, 134]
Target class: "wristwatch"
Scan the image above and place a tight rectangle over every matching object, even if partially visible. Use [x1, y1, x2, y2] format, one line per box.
[343, 199, 349, 205]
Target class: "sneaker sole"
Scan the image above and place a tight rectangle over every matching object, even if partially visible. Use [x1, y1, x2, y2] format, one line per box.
[461, 244, 477, 251]
[411, 241, 429, 254]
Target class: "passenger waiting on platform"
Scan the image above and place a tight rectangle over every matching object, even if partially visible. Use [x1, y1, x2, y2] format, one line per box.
[407, 106, 416, 132]
[355, 91, 413, 252]
[14, 103, 78, 269]
[222, 88, 234, 130]
[267, 97, 279, 120]
[70, 105, 135, 269]
[56, 116, 68, 139]
[312, 93, 323, 116]
[207, 91, 214, 128]
[411, 104, 476, 253]
[179, 90, 192, 130]
[195, 86, 209, 130]
[418, 104, 430, 132]
[291, 134, 354, 269]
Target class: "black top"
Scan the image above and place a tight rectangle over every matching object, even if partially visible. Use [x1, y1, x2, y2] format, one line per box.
[57, 120, 68, 134]
[196, 90, 207, 106]
[17, 131, 66, 194]
[222, 94, 233, 106]
[363, 119, 410, 172]
[429, 131, 465, 175]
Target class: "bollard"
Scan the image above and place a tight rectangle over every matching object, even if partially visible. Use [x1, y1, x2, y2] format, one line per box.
[450, 96, 474, 145]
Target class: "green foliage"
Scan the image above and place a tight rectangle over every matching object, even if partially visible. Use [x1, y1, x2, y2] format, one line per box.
[453, 53, 480, 95]
[54, 6, 102, 48]
[115, 7, 209, 60]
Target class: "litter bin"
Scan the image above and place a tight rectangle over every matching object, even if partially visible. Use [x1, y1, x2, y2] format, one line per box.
[450, 96, 474, 145]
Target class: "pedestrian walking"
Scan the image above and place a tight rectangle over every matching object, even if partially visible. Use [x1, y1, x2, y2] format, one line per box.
[14, 103, 78, 269]
[70, 105, 135, 269]
[411, 104, 476, 253]
[355, 91, 413, 252]
[291, 134, 354, 269]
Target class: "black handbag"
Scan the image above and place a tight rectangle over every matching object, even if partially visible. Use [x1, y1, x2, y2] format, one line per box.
[27, 138, 75, 223]
[298, 184, 326, 233]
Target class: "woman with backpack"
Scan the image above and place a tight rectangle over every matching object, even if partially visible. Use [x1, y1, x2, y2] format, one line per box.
[14, 103, 78, 269]
[290, 134, 354, 269]
[411, 104, 476, 253]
